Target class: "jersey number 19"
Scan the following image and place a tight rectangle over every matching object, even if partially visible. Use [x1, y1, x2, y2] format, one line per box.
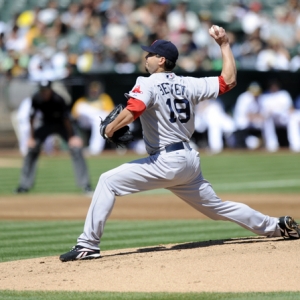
[166, 98, 190, 123]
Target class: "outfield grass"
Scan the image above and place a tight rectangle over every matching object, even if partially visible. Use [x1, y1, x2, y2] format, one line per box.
[0, 151, 299, 194]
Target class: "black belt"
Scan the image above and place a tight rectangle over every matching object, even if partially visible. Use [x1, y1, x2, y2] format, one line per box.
[165, 142, 185, 152]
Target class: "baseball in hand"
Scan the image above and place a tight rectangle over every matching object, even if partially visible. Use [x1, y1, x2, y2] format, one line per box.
[211, 25, 220, 34]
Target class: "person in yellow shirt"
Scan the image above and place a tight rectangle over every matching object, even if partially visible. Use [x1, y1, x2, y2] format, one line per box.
[72, 81, 114, 155]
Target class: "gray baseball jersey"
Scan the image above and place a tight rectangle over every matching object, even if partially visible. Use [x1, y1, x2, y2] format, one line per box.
[125, 73, 219, 154]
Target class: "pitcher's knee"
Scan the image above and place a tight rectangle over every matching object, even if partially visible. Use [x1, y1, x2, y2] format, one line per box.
[97, 164, 132, 196]
[99, 170, 113, 186]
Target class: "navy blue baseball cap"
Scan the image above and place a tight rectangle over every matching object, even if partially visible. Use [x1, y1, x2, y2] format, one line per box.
[141, 40, 179, 63]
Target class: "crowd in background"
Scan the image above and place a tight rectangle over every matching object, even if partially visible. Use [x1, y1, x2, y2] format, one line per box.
[194, 79, 300, 154]
[1, 0, 300, 80]
[1, 0, 300, 155]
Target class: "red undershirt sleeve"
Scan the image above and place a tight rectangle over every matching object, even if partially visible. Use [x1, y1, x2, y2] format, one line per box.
[126, 98, 146, 120]
[218, 75, 231, 95]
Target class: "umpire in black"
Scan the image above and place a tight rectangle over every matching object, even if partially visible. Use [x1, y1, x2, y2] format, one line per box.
[14, 80, 93, 195]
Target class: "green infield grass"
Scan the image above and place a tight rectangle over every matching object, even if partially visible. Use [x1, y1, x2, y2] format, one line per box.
[0, 219, 256, 262]
[0, 151, 299, 194]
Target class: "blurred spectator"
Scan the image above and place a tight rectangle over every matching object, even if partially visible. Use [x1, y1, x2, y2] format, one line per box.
[287, 92, 300, 152]
[176, 30, 198, 72]
[286, 0, 300, 24]
[262, 6, 296, 49]
[29, 20, 49, 50]
[16, 7, 38, 29]
[227, 0, 247, 22]
[61, 2, 90, 31]
[77, 48, 114, 73]
[113, 50, 136, 73]
[239, 32, 263, 70]
[11, 96, 55, 156]
[167, 0, 200, 44]
[37, 0, 59, 26]
[192, 10, 212, 49]
[256, 37, 290, 71]
[194, 99, 236, 154]
[129, 0, 168, 45]
[14, 80, 93, 195]
[227, 31, 243, 64]
[23, 19, 46, 52]
[2, 50, 28, 78]
[28, 45, 70, 81]
[76, 48, 95, 73]
[259, 79, 294, 152]
[287, 108, 300, 152]
[14, 96, 36, 156]
[104, 8, 129, 51]
[45, 18, 69, 49]
[166, 0, 202, 69]
[150, 12, 169, 42]
[0, 32, 5, 51]
[5, 25, 27, 53]
[233, 82, 263, 149]
[77, 16, 103, 54]
[240, 1, 265, 36]
[71, 81, 114, 155]
[0, 20, 8, 35]
[290, 45, 300, 71]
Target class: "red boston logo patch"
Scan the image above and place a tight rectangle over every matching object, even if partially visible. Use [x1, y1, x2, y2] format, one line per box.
[132, 85, 143, 94]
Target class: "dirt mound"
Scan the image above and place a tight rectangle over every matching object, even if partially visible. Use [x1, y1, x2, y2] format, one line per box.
[1, 237, 299, 292]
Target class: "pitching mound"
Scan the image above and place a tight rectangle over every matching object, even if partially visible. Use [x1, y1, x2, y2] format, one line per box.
[0, 237, 300, 292]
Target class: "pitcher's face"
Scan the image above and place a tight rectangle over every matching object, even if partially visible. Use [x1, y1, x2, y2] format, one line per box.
[144, 52, 164, 74]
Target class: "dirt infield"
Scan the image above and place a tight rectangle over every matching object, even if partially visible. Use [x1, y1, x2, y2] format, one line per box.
[1, 193, 300, 220]
[1, 193, 300, 292]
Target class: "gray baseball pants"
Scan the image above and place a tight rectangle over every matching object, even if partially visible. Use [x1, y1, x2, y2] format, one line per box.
[77, 143, 281, 250]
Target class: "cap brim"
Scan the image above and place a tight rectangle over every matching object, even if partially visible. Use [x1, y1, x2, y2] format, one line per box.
[141, 45, 155, 53]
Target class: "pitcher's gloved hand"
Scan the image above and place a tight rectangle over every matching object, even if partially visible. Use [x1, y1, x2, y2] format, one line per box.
[99, 104, 134, 147]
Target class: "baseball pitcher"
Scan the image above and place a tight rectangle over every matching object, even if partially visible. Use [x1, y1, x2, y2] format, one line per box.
[60, 25, 300, 261]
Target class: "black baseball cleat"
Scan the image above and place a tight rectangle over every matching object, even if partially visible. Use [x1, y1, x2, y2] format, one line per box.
[14, 186, 29, 194]
[278, 216, 300, 239]
[59, 245, 100, 262]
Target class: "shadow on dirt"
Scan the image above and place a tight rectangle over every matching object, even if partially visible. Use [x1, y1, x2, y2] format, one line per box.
[104, 236, 284, 258]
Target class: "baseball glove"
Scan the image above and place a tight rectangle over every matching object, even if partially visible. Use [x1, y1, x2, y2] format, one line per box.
[99, 104, 134, 147]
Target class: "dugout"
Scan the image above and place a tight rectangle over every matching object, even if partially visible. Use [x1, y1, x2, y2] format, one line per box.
[0, 70, 299, 151]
